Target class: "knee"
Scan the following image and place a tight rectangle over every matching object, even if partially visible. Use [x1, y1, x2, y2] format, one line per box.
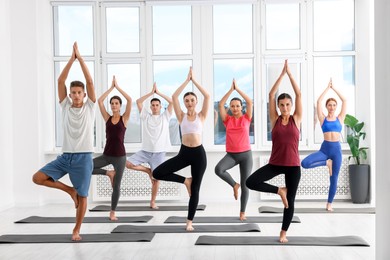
[32, 172, 44, 185]
[301, 159, 309, 169]
[245, 177, 254, 190]
[152, 169, 160, 180]
[125, 160, 134, 169]
[214, 165, 223, 177]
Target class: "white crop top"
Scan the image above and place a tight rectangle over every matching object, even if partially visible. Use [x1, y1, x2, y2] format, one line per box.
[180, 113, 203, 135]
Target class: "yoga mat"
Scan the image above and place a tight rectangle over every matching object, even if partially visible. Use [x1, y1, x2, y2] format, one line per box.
[15, 215, 153, 224]
[112, 223, 260, 233]
[164, 216, 301, 223]
[195, 235, 370, 246]
[0, 233, 155, 244]
[90, 204, 206, 212]
[258, 206, 375, 214]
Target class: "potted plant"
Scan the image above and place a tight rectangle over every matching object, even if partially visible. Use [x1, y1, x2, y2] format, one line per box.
[344, 114, 370, 203]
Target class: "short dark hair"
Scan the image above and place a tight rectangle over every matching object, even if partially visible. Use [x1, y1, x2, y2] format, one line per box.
[230, 97, 242, 106]
[110, 95, 122, 105]
[150, 98, 161, 104]
[183, 91, 197, 99]
[277, 93, 293, 104]
[70, 80, 85, 89]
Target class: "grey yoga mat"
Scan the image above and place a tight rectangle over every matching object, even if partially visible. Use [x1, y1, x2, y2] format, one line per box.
[90, 204, 206, 212]
[164, 216, 301, 223]
[195, 235, 370, 246]
[15, 215, 153, 224]
[0, 233, 155, 244]
[111, 223, 261, 233]
[258, 206, 375, 214]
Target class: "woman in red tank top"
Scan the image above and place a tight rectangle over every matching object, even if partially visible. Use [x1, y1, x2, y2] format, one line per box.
[246, 60, 302, 243]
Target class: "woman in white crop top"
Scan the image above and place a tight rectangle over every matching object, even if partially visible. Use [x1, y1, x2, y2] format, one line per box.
[153, 67, 210, 231]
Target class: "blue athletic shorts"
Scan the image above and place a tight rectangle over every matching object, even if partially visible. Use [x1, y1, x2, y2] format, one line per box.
[40, 153, 93, 197]
[127, 150, 166, 171]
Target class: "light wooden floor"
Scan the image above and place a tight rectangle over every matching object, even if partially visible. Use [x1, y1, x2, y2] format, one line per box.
[0, 200, 375, 260]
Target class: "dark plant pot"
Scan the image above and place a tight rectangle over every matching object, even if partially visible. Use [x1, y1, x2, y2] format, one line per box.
[349, 164, 370, 203]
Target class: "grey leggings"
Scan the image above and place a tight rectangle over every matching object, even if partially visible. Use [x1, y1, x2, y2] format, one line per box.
[92, 154, 126, 211]
[215, 150, 253, 212]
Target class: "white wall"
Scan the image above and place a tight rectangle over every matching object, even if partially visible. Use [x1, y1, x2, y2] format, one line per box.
[375, 0, 390, 258]
[0, 0, 14, 211]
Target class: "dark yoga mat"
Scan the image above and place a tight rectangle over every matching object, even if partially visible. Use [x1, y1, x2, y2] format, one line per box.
[164, 216, 301, 223]
[15, 215, 153, 224]
[112, 223, 260, 233]
[195, 235, 370, 246]
[0, 233, 155, 244]
[90, 204, 206, 212]
[259, 206, 375, 214]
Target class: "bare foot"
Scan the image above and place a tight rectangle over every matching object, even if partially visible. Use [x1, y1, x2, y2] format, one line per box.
[184, 177, 192, 196]
[326, 159, 333, 176]
[239, 212, 246, 221]
[233, 183, 240, 200]
[326, 203, 334, 212]
[109, 210, 118, 221]
[106, 170, 116, 188]
[278, 187, 288, 209]
[279, 230, 288, 243]
[150, 201, 159, 209]
[72, 230, 82, 241]
[70, 188, 79, 209]
[186, 220, 194, 231]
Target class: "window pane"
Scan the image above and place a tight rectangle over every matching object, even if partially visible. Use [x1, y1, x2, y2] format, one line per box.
[265, 3, 300, 50]
[313, 56, 355, 143]
[54, 5, 94, 56]
[106, 7, 140, 53]
[266, 62, 301, 141]
[153, 60, 193, 145]
[213, 4, 253, 54]
[313, 0, 354, 51]
[152, 6, 192, 55]
[214, 59, 254, 145]
[55, 61, 95, 147]
[106, 64, 141, 143]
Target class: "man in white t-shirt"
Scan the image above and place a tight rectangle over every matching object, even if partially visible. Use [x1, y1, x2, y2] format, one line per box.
[32, 42, 96, 241]
[126, 83, 172, 209]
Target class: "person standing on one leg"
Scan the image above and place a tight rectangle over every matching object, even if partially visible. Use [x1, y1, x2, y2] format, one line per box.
[215, 79, 253, 221]
[126, 82, 173, 209]
[301, 78, 347, 211]
[246, 60, 302, 243]
[153, 67, 210, 231]
[32, 42, 96, 241]
[92, 76, 132, 221]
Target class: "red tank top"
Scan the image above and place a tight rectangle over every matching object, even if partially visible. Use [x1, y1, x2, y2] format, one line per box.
[103, 116, 126, 156]
[269, 116, 300, 166]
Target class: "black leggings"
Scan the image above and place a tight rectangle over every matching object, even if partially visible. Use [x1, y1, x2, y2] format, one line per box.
[153, 144, 207, 220]
[246, 164, 301, 231]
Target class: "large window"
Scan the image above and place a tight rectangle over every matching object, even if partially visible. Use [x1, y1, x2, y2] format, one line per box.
[52, 0, 356, 152]
[213, 4, 255, 145]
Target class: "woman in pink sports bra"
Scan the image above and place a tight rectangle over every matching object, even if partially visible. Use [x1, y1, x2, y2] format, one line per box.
[301, 79, 347, 211]
[153, 67, 210, 231]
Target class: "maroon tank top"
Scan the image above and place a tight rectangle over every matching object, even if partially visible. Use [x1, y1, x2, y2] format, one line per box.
[269, 116, 300, 166]
[103, 116, 126, 156]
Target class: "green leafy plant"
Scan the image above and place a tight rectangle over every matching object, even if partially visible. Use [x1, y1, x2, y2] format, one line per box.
[344, 114, 369, 165]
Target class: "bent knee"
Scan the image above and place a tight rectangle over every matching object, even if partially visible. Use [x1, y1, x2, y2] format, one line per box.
[32, 172, 46, 184]
[300, 160, 310, 169]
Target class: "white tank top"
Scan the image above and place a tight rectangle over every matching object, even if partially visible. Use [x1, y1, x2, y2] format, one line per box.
[180, 113, 203, 135]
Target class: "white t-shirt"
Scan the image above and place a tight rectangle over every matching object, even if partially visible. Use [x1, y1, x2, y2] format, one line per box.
[61, 97, 96, 153]
[140, 107, 172, 152]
